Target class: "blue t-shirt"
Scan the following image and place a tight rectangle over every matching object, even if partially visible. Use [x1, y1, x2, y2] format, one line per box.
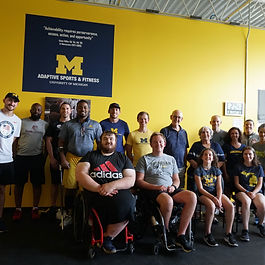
[187, 141, 225, 177]
[194, 166, 222, 195]
[160, 125, 189, 168]
[100, 119, 129, 153]
[222, 143, 246, 176]
[233, 163, 264, 193]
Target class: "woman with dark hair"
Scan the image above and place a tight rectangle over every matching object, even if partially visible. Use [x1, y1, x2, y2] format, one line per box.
[195, 148, 237, 247]
[187, 126, 225, 191]
[234, 147, 265, 241]
[222, 127, 246, 197]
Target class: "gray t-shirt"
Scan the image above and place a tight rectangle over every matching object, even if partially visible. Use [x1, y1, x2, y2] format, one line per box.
[212, 129, 227, 147]
[136, 153, 179, 187]
[59, 118, 102, 157]
[17, 118, 48, 156]
[242, 133, 259, 146]
[253, 142, 265, 169]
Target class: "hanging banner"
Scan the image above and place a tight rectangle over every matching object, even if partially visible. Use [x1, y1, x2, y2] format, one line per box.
[22, 14, 114, 97]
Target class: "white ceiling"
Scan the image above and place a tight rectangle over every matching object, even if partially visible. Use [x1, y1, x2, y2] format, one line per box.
[64, 0, 265, 29]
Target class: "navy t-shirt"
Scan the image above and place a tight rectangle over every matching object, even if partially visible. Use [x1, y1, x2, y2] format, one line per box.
[187, 141, 225, 176]
[194, 166, 222, 195]
[233, 163, 264, 193]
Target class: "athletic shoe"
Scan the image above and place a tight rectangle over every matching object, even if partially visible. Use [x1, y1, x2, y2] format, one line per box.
[31, 209, 40, 220]
[175, 234, 193, 253]
[46, 207, 57, 219]
[102, 236, 117, 254]
[0, 219, 8, 233]
[224, 233, 238, 247]
[12, 209, 22, 221]
[204, 233, 219, 247]
[240, 229, 250, 242]
[257, 224, 265, 237]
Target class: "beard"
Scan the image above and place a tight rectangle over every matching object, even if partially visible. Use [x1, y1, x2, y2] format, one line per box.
[100, 143, 116, 154]
[31, 114, 41, 121]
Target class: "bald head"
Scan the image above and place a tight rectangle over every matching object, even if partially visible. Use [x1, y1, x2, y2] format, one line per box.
[210, 115, 222, 132]
[170, 110, 183, 128]
[30, 103, 42, 121]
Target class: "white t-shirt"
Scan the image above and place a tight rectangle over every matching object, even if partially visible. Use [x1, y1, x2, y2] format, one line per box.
[0, 110, 21, 163]
[17, 118, 48, 156]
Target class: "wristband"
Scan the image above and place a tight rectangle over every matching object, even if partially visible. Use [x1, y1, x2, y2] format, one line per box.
[172, 184, 177, 191]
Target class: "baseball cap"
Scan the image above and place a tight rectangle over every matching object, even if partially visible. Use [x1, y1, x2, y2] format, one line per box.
[5, 93, 20, 102]
[108, 103, 120, 111]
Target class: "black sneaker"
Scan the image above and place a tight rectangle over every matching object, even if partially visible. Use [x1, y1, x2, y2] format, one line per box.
[204, 233, 218, 247]
[175, 234, 193, 253]
[0, 218, 8, 233]
[224, 233, 238, 247]
[102, 236, 117, 254]
[240, 229, 250, 242]
[257, 224, 265, 237]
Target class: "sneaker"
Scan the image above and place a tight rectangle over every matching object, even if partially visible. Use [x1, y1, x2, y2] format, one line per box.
[224, 233, 238, 247]
[0, 219, 8, 233]
[257, 224, 265, 237]
[46, 206, 57, 219]
[240, 229, 250, 242]
[204, 233, 219, 247]
[32, 208, 40, 220]
[102, 236, 117, 254]
[56, 209, 66, 220]
[12, 209, 22, 221]
[175, 234, 193, 253]
[62, 215, 72, 227]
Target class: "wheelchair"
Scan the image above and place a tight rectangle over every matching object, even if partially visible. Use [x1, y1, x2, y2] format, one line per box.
[73, 190, 135, 259]
[135, 191, 194, 255]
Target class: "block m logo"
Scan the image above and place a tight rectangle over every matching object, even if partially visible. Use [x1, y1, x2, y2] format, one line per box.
[56, 55, 83, 76]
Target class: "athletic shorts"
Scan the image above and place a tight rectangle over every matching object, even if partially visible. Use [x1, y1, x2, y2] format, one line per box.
[0, 162, 15, 185]
[141, 188, 183, 201]
[84, 189, 136, 225]
[62, 152, 81, 189]
[15, 154, 45, 185]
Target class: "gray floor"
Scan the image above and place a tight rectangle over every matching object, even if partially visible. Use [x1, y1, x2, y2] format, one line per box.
[1, 208, 265, 265]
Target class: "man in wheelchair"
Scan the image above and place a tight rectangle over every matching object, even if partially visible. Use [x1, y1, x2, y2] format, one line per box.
[76, 131, 135, 254]
[136, 132, 197, 253]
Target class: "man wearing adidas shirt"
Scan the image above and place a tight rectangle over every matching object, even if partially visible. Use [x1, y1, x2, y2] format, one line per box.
[76, 130, 135, 254]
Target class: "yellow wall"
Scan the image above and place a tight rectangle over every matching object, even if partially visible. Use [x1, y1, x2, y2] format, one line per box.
[1, 0, 264, 207]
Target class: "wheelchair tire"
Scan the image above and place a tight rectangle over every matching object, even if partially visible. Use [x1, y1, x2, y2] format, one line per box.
[153, 242, 161, 255]
[88, 247, 96, 259]
[128, 243, 135, 254]
[73, 192, 87, 242]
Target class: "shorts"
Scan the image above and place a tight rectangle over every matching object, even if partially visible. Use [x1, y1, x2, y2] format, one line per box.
[0, 162, 15, 185]
[62, 152, 81, 189]
[142, 188, 183, 201]
[15, 154, 45, 185]
[84, 189, 136, 225]
[50, 165, 63, 185]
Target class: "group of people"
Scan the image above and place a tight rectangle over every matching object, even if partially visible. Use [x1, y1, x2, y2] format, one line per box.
[1, 93, 265, 255]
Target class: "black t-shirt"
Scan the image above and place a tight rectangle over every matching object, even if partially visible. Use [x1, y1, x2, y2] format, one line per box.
[79, 150, 134, 184]
[45, 120, 65, 160]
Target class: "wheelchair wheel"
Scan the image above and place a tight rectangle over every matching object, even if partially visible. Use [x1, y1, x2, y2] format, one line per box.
[88, 247, 96, 259]
[128, 242, 135, 254]
[153, 242, 161, 255]
[73, 192, 87, 242]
